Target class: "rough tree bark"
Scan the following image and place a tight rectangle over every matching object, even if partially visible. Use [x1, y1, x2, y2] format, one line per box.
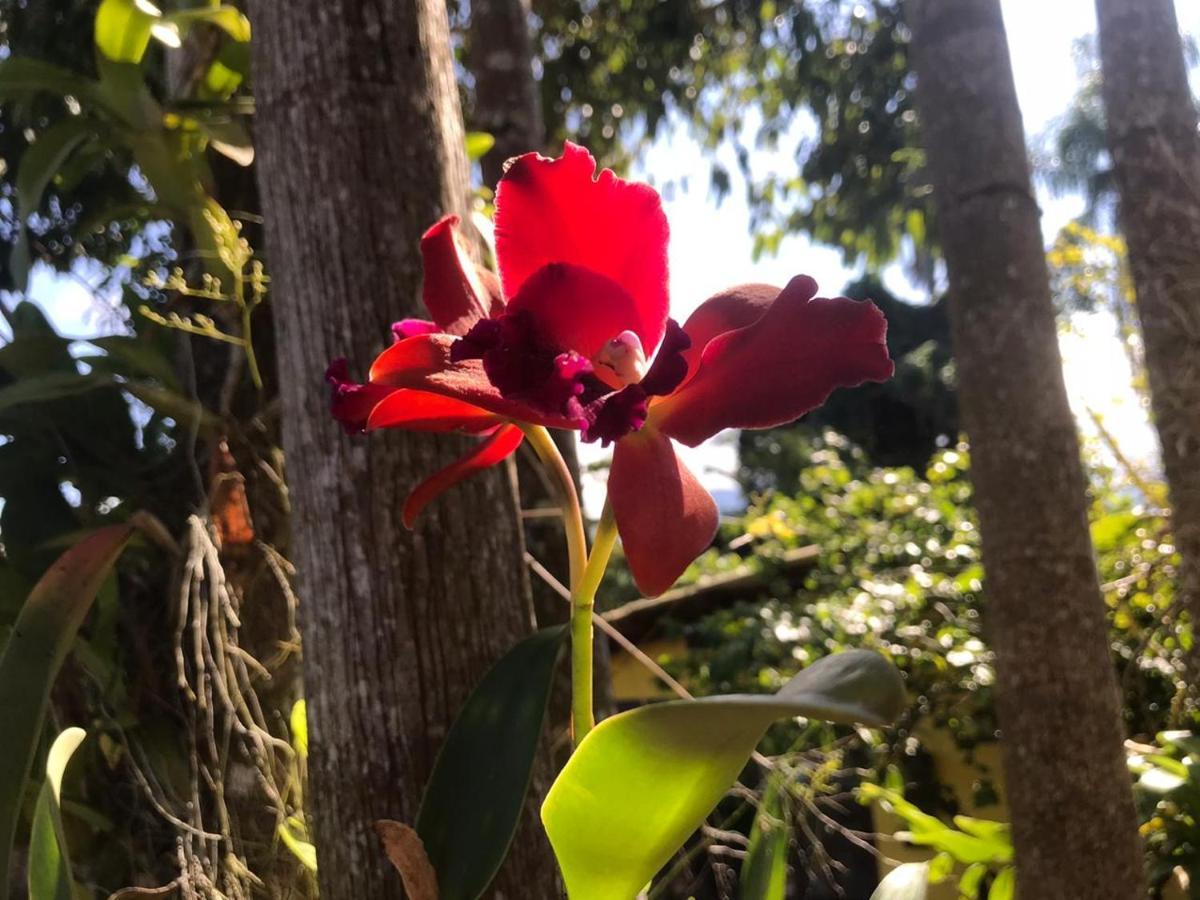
[250, 1, 561, 897]
[907, 2, 1143, 898]
[1095, 0, 1200, 676]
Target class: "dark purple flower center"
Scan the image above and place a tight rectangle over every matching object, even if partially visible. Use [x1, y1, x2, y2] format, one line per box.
[452, 313, 692, 446]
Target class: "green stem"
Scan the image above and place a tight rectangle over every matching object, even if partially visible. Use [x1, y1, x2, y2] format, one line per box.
[570, 502, 617, 743]
[241, 305, 263, 390]
[519, 425, 619, 745]
[520, 425, 587, 587]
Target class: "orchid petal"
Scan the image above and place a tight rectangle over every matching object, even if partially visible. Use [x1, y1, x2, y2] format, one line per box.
[366, 388, 501, 433]
[495, 143, 669, 354]
[505, 263, 648, 361]
[654, 276, 894, 447]
[678, 282, 783, 384]
[609, 428, 719, 597]
[421, 215, 504, 335]
[327, 358, 397, 434]
[402, 424, 525, 528]
[370, 334, 580, 429]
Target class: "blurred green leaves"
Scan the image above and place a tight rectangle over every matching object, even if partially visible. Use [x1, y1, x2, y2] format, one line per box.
[0, 527, 132, 900]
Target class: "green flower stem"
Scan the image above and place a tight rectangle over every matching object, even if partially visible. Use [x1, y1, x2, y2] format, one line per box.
[570, 502, 617, 743]
[520, 426, 588, 587]
[518, 426, 619, 744]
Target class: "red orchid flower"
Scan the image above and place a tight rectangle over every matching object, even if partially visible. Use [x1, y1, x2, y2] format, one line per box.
[327, 143, 894, 596]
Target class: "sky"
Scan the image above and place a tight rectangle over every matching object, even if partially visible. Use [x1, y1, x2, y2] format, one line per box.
[12, 0, 1200, 515]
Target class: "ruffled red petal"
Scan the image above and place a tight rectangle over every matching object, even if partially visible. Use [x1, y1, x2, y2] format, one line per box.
[369, 334, 580, 429]
[366, 388, 500, 433]
[678, 282, 784, 385]
[402, 424, 525, 528]
[654, 276, 894, 446]
[505, 263, 648, 360]
[420, 215, 504, 335]
[609, 427, 719, 597]
[494, 142, 670, 354]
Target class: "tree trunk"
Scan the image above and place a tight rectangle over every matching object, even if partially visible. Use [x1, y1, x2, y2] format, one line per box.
[1095, 0, 1200, 682]
[250, 1, 561, 897]
[907, 3, 1143, 898]
[466, 0, 546, 186]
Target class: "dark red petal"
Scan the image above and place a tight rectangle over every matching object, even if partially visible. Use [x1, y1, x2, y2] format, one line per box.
[420, 215, 501, 336]
[494, 142, 670, 353]
[403, 424, 525, 528]
[326, 358, 397, 434]
[366, 388, 500, 433]
[678, 282, 788, 384]
[609, 427, 719, 597]
[370, 334, 580, 429]
[505, 263, 648, 360]
[654, 276, 894, 447]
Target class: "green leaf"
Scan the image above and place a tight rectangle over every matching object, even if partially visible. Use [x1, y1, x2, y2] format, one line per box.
[290, 700, 308, 759]
[951, 816, 1009, 843]
[0, 58, 110, 114]
[279, 817, 317, 872]
[870, 863, 929, 900]
[958, 863, 987, 898]
[987, 867, 1015, 900]
[94, 0, 158, 63]
[27, 728, 87, 900]
[740, 776, 789, 899]
[10, 117, 95, 289]
[0, 372, 109, 413]
[417, 625, 566, 900]
[0, 526, 132, 900]
[862, 785, 1011, 865]
[465, 132, 495, 162]
[928, 851, 954, 884]
[122, 381, 222, 433]
[542, 650, 905, 899]
[83, 336, 180, 389]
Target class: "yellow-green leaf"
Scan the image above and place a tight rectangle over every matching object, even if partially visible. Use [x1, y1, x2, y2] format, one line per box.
[27, 728, 87, 900]
[542, 650, 905, 899]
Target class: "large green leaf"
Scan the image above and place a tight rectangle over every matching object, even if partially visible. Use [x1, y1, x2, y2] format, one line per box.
[0, 526, 133, 900]
[417, 626, 566, 900]
[10, 117, 95, 289]
[542, 650, 905, 899]
[739, 776, 789, 899]
[27, 728, 87, 900]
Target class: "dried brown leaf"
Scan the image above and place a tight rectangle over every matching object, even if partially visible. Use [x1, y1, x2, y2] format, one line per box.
[375, 819, 439, 900]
